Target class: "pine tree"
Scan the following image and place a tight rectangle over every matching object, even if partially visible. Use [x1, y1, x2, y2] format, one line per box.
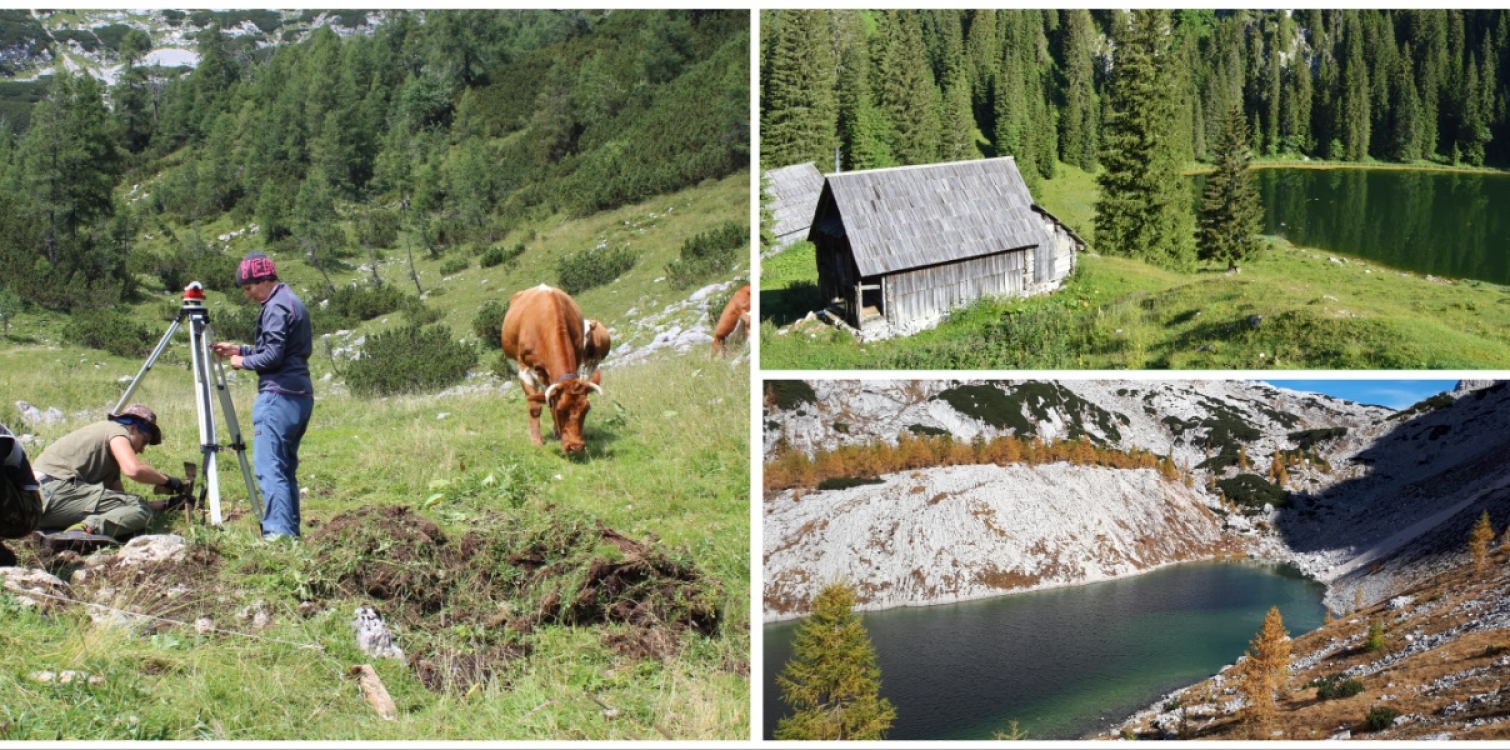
[1236, 606, 1291, 730]
[1095, 10, 1197, 270]
[14, 70, 122, 283]
[1470, 510, 1494, 574]
[775, 582, 897, 740]
[1197, 106, 1264, 272]
[761, 10, 839, 169]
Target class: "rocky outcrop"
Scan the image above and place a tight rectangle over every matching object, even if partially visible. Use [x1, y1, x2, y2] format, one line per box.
[764, 462, 1233, 621]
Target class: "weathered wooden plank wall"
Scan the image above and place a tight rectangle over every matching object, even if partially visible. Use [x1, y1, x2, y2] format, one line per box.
[884, 250, 1027, 328]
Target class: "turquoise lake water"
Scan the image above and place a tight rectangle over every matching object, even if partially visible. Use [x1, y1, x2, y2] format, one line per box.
[762, 561, 1325, 740]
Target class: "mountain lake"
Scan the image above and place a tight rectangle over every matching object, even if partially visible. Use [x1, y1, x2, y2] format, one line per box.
[762, 561, 1325, 740]
[1193, 167, 1510, 285]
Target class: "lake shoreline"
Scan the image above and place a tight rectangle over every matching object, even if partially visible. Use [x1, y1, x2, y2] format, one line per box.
[1183, 159, 1510, 177]
[762, 550, 1278, 624]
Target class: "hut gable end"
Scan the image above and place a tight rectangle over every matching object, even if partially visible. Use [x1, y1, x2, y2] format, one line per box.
[764, 162, 825, 250]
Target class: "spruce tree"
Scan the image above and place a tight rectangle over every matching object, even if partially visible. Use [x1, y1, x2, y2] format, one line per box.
[835, 16, 894, 170]
[879, 11, 941, 165]
[1340, 14, 1371, 161]
[761, 10, 839, 169]
[1198, 106, 1264, 271]
[1389, 50, 1424, 162]
[775, 582, 897, 741]
[1280, 47, 1313, 154]
[1095, 10, 1196, 270]
[1059, 10, 1099, 171]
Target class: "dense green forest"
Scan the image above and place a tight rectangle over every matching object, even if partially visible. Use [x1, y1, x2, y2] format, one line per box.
[761, 9, 1510, 178]
[0, 10, 749, 312]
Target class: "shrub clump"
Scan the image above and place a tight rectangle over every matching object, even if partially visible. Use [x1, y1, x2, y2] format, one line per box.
[150, 237, 240, 293]
[666, 222, 746, 290]
[816, 476, 886, 492]
[1364, 706, 1399, 732]
[765, 380, 818, 411]
[471, 298, 509, 350]
[1216, 473, 1290, 509]
[480, 242, 525, 270]
[326, 284, 410, 322]
[439, 256, 469, 275]
[1310, 674, 1365, 700]
[556, 246, 637, 295]
[63, 309, 155, 358]
[345, 323, 477, 397]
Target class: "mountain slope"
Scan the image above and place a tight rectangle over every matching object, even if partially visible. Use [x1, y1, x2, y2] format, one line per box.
[763, 380, 1510, 621]
[764, 462, 1231, 621]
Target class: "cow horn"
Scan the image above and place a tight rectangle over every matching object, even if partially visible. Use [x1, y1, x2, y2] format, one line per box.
[544, 383, 561, 403]
[587, 382, 603, 397]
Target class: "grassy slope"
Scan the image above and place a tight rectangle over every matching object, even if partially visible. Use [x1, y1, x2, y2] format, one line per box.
[0, 176, 751, 740]
[759, 163, 1510, 370]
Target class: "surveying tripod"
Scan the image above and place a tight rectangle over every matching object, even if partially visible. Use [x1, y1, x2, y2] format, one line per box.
[115, 282, 262, 526]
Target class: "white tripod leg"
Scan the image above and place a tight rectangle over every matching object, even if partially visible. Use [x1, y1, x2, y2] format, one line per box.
[114, 317, 182, 414]
[188, 315, 223, 525]
[205, 323, 263, 520]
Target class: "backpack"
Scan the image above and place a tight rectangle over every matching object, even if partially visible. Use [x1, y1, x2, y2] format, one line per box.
[0, 423, 42, 539]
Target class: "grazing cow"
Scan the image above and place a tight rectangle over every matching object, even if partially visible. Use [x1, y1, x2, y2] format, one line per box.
[501, 285, 603, 454]
[582, 319, 611, 385]
[710, 284, 751, 357]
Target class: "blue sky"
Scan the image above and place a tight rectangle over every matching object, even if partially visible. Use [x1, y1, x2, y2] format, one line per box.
[1261, 380, 1459, 409]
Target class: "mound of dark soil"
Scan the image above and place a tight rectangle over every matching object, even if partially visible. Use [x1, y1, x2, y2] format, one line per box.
[311, 504, 724, 693]
[307, 505, 449, 617]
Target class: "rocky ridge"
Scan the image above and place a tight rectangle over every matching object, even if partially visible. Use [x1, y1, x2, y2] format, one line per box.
[763, 379, 1510, 621]
[2, 10, 384, 84]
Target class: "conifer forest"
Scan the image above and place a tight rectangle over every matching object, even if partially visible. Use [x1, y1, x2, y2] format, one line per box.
[761, 9, 1510, 177]
[0, 10, 750, 312]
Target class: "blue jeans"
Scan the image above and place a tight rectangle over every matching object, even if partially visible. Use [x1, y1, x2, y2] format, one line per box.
[253, 391, 313, 538]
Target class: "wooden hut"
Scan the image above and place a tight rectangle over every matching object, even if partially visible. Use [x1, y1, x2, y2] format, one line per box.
[763, 162, 825, 252]
[809, 157, 1082, 335]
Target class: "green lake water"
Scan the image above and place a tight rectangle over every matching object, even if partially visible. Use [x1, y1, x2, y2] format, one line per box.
[762, 561, 1325, 740]
[1194, 167, 1510, 285]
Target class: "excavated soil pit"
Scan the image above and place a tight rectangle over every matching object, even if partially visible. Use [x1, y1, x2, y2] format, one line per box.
[310, 504, 724, 692]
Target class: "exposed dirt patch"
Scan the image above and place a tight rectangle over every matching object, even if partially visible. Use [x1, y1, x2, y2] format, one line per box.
[307, 505, 450, 619]
[308, 504, 724, 693]
[10, 504, 723, 696]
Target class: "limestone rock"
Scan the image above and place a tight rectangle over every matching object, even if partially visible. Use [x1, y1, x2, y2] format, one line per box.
[352, 605, 404, 660]
[1, 567, 69, 607]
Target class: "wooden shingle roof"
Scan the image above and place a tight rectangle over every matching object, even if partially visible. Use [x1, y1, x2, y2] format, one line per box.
[817, 157, 1050, 277]
[764, 162, 825, 241]
[767, 162, 827, 241]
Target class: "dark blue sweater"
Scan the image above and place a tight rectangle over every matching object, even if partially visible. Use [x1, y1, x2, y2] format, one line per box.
[239, 283, 314, 396]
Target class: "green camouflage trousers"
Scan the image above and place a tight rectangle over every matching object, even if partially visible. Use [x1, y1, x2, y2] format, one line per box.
[39, 479, 150, 539]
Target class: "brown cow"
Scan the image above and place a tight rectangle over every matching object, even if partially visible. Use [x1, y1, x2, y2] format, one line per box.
[501, 285, 603, 454]
[582, 319, 611, 385]
[710, 284, 751, 357]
